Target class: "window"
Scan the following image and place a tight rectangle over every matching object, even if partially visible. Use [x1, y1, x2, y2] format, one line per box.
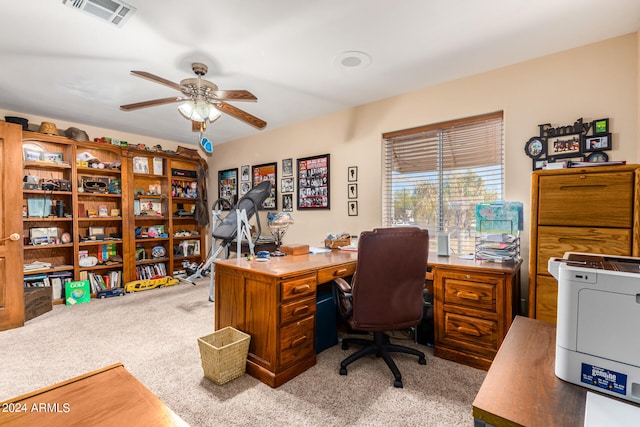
[382, 111, 504, 254]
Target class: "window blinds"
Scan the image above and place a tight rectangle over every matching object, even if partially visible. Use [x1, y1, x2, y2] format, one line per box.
[382, 112, 504, 254]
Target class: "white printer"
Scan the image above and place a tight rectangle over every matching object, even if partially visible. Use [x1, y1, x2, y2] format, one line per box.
[548, 252, 640, 404]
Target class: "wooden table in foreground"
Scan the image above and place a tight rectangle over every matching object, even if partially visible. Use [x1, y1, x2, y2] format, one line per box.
[0, 363, 187, 427]
[472, 316, 640, 426]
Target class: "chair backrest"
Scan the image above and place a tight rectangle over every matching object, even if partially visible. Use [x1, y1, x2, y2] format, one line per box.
[350, 227, 429, 331]
[212, 180, 272, 241]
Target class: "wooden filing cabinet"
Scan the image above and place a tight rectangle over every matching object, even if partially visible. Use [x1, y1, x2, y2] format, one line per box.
[432, 258, 521, 370]
[528, 165, 640, 323]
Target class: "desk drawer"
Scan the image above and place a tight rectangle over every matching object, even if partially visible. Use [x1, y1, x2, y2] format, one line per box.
[538, 171, 633, 227]
[281, 274, 316, 302]
[442, 271, 499, 313]
[536, 226, 631, 276]
[317, 262, 356, 284]
[281, 295, 316, 325]
[440, 311, 498, 353]
[280, 315, 315, 367]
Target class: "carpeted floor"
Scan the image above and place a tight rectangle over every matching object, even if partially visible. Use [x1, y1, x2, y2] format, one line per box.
[0, 280, 486, 426]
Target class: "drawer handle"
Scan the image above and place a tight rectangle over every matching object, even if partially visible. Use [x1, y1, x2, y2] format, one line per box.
[558, 184, 606, 190]
[334, 268, 348, 276]
[292, 284, 310, 294]
[292, 305, 309, 315]
[558, 237, 605, 244]
[456, 291, 480, 301]
[457, 326, 481, 337]
[291, 336, 307, 347]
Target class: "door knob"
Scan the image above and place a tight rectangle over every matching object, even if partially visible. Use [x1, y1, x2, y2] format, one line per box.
[0, 233, 21, 242]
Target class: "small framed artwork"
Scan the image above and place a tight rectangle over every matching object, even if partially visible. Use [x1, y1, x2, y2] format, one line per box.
[240, 165, 250, 182]
[89, 226, 105, 236]
[252, 162, 277, 210]
[153, 157, 164, 175]
[218, 168, 238, 209]
[532, 158, 547, 171]
[297, 154, 330, 209]
[585, 151, 609, 163]
[240, 181, 251, 197]
[42, 152, 64, 163]
[98, 205, 108, 217]
[524, 137, 545, 159]
[281, 177, 294, 193]
[348, 166, 358, 182]
[593, 118, 609, 135]
[282, 194, 293, 212]
[133, 156, 150, 174]
[547, 133, 581, 158]
[23, 148, 42, 162]
[282, 158, 293, 177]
[348, 201, 358, 216]
[348, 183, 358, 199]
[583, 133, 611, 152]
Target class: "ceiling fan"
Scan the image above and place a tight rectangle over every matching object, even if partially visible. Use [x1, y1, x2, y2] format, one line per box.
[120, 62, 267, 131]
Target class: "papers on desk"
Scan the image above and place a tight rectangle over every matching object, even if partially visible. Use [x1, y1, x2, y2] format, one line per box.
[339, 246, 358, 252]
[584, 391, 640, 427]
[309, 246, 331, 254]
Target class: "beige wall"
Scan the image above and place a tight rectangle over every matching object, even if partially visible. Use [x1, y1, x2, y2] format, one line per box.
[4, 33, 638, 303]
[212, 33, 639, 299]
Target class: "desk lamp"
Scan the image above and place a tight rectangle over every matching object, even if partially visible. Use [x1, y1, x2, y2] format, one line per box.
[267, 212, 293, 256]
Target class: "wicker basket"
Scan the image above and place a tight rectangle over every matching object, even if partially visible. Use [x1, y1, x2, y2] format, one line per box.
[198, 327, 251, 385]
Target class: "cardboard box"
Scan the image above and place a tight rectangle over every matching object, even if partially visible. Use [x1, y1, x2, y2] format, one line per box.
[281, 244, 309, 256]
[65, 280, 91, 305]
[24, 287, 52, 321]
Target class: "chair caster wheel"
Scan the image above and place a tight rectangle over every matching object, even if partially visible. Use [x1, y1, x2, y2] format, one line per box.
[339, 367, 347, 376]
[394, 380, 403, 388]
[418, 357, 426, 365]
[341, 343, 349, 350]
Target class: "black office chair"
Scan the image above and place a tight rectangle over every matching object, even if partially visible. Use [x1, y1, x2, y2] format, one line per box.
[334, 227, 429, 388]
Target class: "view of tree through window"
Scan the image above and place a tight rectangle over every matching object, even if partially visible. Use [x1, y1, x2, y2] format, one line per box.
[383, 112, 504, 254]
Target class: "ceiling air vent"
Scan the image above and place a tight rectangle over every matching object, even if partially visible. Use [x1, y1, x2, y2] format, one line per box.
[63, 0, 136, 28]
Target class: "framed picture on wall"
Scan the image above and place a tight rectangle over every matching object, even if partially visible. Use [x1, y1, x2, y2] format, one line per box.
[240, 165, 250, 182]
[218, 168, 238, 209]
[282, 158, 293, 177]
[348, 183, 358, 199]
[282, 194, 293, 212]
[583, 133, 611, 152]
[252, 162, 277, 210]
[547, 133, 581, 158]
[347, 166, 358, 182]
[297, 154, 330, 210]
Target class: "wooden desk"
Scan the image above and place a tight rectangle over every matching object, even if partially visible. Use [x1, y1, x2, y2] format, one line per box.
[214, 251, 521, 387]
[0, 363, 186, 426]
[472, 316, 640, 426]
[215, 251, 357, 388]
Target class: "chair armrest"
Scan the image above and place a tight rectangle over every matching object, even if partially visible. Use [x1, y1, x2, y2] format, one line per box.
[333, 277, 352, 294]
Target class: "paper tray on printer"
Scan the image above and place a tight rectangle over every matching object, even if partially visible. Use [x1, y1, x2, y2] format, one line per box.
[566, 253, 640, 274]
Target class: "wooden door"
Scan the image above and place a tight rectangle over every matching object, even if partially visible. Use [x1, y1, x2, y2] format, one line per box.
[0, 121, 26, 330]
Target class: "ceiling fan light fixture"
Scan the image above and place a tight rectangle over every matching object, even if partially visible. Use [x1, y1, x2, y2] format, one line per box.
[208, 105, 221, 123]
[178, 101, 195, 119]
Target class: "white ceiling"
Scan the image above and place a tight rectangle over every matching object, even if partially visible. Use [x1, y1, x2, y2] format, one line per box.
[1, 0, 639, 147]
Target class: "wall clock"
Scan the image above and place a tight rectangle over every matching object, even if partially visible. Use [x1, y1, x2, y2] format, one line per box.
[524, 137, 545, 159]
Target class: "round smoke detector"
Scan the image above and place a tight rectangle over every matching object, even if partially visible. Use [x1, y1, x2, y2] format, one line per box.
[334, 51, 372, 70]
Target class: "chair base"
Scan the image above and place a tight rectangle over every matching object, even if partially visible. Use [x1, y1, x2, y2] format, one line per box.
[339, 331, 426, 388]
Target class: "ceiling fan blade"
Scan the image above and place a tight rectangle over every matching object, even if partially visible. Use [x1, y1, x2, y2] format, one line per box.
[130, 71, 184, 92]
[211, 90, 257, 102]
[120, 97, 183, 111]
[216, 102, 267, 130]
